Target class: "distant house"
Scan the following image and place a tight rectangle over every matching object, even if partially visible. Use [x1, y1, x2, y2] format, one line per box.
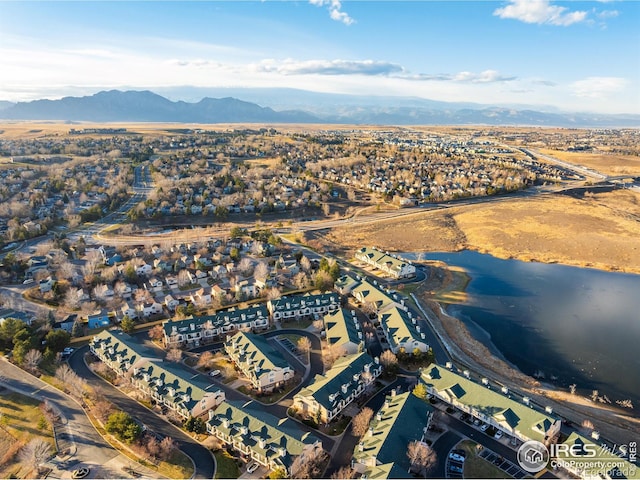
[140, 302, 163, 318]
[136, 263, 153, 277]
[292, 352, 381, 424]
[224, 332, 294, 393]
[120, 301, 138, 320]
[0, 308, 34, 326]
[355, 247, 416, 279]
[39, 276, 55, 294]
[164, 294, 180, 311]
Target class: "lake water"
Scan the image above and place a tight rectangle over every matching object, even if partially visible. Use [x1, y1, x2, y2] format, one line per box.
[405, 250, 640, 412]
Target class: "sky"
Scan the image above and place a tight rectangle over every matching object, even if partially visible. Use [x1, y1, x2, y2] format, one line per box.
[0, 0, 639, 114]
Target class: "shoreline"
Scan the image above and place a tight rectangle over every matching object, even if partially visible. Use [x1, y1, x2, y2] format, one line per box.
[413, 262, 640, 442]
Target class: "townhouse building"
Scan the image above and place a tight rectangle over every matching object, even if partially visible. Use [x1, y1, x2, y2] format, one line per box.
[355, 247, 416, 279]
[352, 390, 434, 477]
[224, 331, 294, 393]
[421, 363, 561, 445]
[292, 352, 381, 424]
[162, 304, 270, 348]
[267, 292, 340, 322]
[323, 308, 364, 355]
[206, 400, 323, 474]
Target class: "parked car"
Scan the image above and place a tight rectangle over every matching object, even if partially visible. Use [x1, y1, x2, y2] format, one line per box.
[449, 464, 463, 474]
[247, 462, 260, 474]
[209, 370, 221, 377]
[494, 430, 503, 439]
[452, 449, 467, 459]
[480, 423, 489, 432]
[22, 278, 34, 285]
[449, 452, 465, 463]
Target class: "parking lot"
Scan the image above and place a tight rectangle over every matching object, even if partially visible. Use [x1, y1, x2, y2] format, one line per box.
[479, 448, 529, 479]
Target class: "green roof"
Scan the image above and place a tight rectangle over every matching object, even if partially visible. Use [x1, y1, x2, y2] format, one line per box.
[208, 400, 321, 470]
[353, 391, 433, 472]
[351, 279, 400, 311]
[268, 292, 339, 314]
[225, 331, 291, 375]
[563, 432, 640, 479]
[421, 364, 559, 443]
[356, 247, 414, 275]
[90, 329, 161, 368]
[324, 308, 363, 351]
[363, 463, 409, 479]
[295, 352, 379, 411]
[162, 304, 268, 336]
[379, 306, 425, 350]
[133, 359, 223, 413]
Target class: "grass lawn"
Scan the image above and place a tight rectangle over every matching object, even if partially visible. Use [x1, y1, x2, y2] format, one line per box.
[457, 440, 511, 479]
[237, 379, 300, 404]
[0, 391, 56, 479]
[280, 318, 312, 329]
[214, 450, 240, 479]
[279, 333, 302, 344]
[156, 449, 195, 479]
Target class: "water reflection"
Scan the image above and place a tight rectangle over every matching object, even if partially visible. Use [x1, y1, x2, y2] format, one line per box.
[405, 250, 640, 410]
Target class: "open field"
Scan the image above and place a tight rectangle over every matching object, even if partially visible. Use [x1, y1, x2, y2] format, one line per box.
[321, 189, 640, 274]
[538, 148, 640, 176]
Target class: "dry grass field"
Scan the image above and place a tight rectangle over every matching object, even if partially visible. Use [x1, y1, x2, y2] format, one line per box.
[322, 189, 640, 274]
[538, 148, 640, 176]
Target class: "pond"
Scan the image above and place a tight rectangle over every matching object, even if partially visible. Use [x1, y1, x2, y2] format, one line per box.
[405, 250, 640, 411]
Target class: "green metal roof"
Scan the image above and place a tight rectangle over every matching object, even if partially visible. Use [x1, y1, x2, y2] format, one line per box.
[208, 400, 321, 470]
[352, 391, 433, 472]
[225, 331, 291, 375]
[162, 304, 268, 336]
[421, 364, 559, 443]
[90, 329, 161, 367]
[363, 463, 410, 479]
[324, 308, 363, 351]
[295, 352, 379, 411]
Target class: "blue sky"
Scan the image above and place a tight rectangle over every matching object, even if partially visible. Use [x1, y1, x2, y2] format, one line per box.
[0, 1, 638, 113]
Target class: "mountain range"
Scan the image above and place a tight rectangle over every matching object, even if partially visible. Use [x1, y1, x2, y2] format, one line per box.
[1, 89, 638, 127]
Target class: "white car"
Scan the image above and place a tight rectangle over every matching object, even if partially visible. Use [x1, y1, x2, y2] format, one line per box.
[22, 278, 34, 285]
[209, 370, 221, 377]
[448, 452, 465, 463]
[494, 430, 503, 439]
[246, 462, 260, 474]
[480, 423, 489, 432]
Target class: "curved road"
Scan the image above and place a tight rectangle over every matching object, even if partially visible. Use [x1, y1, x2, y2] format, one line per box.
[69, 347, 215, 479]
[0, 357, 121, 475]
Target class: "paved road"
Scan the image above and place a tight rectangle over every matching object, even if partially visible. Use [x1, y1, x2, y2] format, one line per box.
[432, 430, 464, 479]
[0, 357, 121, 473]
[69, 347, 215, 479]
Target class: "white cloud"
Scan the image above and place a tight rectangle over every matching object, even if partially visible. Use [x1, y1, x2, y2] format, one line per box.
[309, 0, 354, 25]
[570, 76, 628, 98]
[597, 9, 619, 19]
[494, 0, 588, 26]
[410, 69, 517, 83]
[252, 59, 403, 76]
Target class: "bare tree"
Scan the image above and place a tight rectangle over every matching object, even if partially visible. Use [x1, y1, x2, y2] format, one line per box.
[148, 324, 165, 342]
[569, 384, 577, 395]
[312, 319, 324, 332]
[300, 256, 312, 273]
[166, 349, 183, 362]
[266, 287, 282, 301]
[238, 257, 253, 277]
[293, 272, 309, 289]
[159, 436, 177, 460]
[177, 269, 191, 287]
[197, 351, 214, 369]
[331, 466, 356, 479]
[64, 289, 81, 310]
[360, 302, 378, 318]
[254, 261, 269, 282]
[297, 337, 312, 359]
[407, 440, 437, 474]
[24, 349, 43, 371]
[379, 350, 398, 370]
[55, 364, 76, 385]
[351, 407, 374, 437]
[19, 438, 52, 474]
[323, 344, 345, 368]
[290, 446, 326, 479]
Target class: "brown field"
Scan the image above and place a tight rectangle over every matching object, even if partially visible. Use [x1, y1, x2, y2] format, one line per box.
[321, 189, 640, 274]
[538, 148, 640, 176]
